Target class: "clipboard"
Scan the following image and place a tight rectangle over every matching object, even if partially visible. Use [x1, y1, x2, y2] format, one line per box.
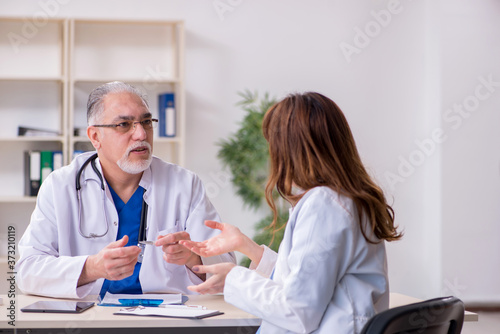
[114, 305, 224, 319]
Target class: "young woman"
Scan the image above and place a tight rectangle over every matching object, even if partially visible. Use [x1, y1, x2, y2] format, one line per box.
[180, 92, 401, 334]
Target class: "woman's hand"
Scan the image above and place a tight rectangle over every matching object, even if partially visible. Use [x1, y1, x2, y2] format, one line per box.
[179, 220, 245, 257]
[187, 263, 237, 294]
[180, 220, 264, 265]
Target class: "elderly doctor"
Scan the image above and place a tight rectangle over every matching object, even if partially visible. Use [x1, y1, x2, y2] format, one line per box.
[17, 81, 235, 299]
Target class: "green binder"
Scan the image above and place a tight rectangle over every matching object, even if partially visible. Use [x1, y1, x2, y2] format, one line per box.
[40, 151, 54, 184]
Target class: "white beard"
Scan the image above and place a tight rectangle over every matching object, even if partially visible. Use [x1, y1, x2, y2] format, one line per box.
[117, 141, 152, 174]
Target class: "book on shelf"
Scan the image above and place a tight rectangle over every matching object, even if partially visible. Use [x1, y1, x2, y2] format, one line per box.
[158, 92, 176, 137]
[53, 151, 63, 170]
[18, 126, 61, 137]
[40, 151, 53, 183]
[24, 151, 41, 196]
[24, 150, 63, 196]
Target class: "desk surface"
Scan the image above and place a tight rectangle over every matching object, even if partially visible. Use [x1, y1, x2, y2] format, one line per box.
[1, 292, 477, 330]
[1, 294, 260, 329]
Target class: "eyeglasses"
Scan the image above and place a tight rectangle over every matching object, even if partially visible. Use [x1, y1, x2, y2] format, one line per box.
[92, 119, 158, 134]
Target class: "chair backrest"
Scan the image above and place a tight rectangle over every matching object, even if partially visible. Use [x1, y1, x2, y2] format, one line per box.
[361, 296, 465, 334]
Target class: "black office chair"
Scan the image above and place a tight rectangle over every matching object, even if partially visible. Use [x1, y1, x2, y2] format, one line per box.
[361, 296, 465, 334]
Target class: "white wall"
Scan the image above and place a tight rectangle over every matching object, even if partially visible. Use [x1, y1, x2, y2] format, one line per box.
[438, 0, 500, 304]
[1, 0, 499, 304]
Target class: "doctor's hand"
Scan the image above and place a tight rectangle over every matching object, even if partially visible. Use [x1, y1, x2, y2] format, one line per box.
[180, 221, 264, 264]
[78, 236, 141, 286]
[187, 263, 236, 294]
[156, 231, 203, 277]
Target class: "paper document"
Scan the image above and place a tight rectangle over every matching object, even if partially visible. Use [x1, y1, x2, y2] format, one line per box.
[114, 305, 223, 319]
[99, 292, 183, 306]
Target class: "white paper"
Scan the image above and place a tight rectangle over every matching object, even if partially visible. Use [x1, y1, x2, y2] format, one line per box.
[99, 292, 182, 306]
[114, 305, 222, 319]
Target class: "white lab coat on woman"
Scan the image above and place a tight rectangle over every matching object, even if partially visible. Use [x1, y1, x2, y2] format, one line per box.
[17, 151, 235, 299]
[224, 186, 389, 334]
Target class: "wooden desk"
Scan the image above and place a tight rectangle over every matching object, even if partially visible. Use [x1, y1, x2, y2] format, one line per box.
[0, 294, 260, 334]
[1, 293, 477, 333]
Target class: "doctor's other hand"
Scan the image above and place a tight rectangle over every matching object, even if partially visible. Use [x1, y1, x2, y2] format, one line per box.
[187, 263, 236, 294]
[156, 231, 201, 268]
[180, 221, 263, 263]
[78, 236, 140, 286]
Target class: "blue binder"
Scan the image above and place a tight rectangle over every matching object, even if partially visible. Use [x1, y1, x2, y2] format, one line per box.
[158, 93, 176, 137]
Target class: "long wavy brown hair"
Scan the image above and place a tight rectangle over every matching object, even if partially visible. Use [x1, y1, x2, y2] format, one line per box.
[262, 92, 401, 243]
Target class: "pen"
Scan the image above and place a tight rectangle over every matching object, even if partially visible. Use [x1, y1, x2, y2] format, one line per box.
[138, 240, 155, 246]
[138, 241, 178, 246]
[159, 304, 207, 310]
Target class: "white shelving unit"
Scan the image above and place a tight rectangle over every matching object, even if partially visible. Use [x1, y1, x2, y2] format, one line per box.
[0, 17, 185, 263]
[0, 18, 67, 254]
[69, 19, 185, 165]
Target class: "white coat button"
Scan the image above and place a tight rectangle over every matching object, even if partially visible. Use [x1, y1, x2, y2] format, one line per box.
[114, 221, 118, 226]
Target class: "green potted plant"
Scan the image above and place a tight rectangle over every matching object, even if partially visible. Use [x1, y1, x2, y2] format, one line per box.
[217, 90, 288, 267]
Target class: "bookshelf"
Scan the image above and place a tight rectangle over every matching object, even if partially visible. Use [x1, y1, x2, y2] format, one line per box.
[0, 17, 185, 261]
[69, 19, 185, 165]
[0, 18, 67, 254]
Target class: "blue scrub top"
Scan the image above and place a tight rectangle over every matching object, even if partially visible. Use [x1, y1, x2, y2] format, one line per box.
[99, 185, 144, 298]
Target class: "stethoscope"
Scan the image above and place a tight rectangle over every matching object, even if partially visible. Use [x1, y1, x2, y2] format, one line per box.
[76, 153, 149, 246]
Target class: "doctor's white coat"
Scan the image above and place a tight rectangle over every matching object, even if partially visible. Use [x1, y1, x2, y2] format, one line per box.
[224, 186, 389, 334]
[17, 151, 235, 299]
